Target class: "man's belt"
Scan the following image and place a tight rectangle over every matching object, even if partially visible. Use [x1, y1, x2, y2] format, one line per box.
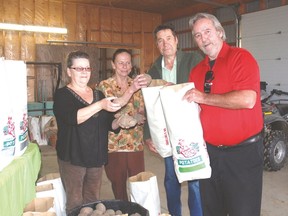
[214, 130, 263, 149]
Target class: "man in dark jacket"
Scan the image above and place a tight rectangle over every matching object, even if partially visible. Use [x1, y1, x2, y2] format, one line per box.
[144, 24, 203, 216]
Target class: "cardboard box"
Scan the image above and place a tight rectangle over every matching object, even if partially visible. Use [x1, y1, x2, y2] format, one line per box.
[36, 183, 54, 193]
[35, 184, 57, 215]
[37, 173, 66, 216]
[37, 173, 60, 182]
[23, 197, 56, 216]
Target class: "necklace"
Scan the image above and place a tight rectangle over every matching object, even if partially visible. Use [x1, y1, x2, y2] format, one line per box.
[113, 76, 132, 94]
[116, 82, 131, 91]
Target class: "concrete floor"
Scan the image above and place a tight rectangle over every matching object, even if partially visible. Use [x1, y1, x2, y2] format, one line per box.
[39, 145, 288, 216]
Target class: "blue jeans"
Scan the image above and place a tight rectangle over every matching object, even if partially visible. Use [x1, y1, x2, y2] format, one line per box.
[164, 156, 203, 216]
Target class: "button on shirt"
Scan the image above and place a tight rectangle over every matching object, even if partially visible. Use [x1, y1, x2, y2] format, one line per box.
[162, 57, 177, 83]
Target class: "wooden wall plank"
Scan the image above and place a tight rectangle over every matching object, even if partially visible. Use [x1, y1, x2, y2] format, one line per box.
[111, 9, 122, 43]
[0, 0, 5, 56]
[76, 5, 88, 41]
[49, 0, 63, 26]
[141, 12, 161, 72]
[142, 13, 154, 33]
[3, 0, 20, 59]
[20, 0, 35, 60]
[89, 7, 100, 42]
[21, 32, 35, 61]
[63, 3, 77, 41]
[132, 12, 142, 47]
[48, 0, 64, 41]
[4, 31, 20, 60]
[123, 10, 133, 44]
[3, 0, 19, 23]
[152, 14, 161, 62]
[100, 8, 111, 42]
[20, 0, 34, 24]
[35, 0, 49, 25]
[35, 0, 49, 44]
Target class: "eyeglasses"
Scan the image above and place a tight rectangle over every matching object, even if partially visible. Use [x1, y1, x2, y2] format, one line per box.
[204, 70, 214, 93]
[70, 67, 92, 72]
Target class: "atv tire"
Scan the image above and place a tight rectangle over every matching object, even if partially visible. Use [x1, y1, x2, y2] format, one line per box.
[264, 129, 287, 171]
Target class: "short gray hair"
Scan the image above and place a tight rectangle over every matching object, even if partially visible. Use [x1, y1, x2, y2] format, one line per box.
[66, 51, 90, 69]
[189, 13, 226, 41]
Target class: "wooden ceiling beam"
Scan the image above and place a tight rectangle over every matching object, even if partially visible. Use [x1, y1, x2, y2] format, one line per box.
[162, 3, 220, 22]
[161, 0, 257, 22]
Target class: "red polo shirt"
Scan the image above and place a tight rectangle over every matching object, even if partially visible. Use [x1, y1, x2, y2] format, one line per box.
[189, 42, 263, 146]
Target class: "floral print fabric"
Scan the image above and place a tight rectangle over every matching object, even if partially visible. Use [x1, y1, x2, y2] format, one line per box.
[97, 77, 145, 152]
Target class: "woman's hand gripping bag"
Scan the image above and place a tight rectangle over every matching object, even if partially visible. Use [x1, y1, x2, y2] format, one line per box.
[142, 85, 172, 158]
[159, 83, 211, 183]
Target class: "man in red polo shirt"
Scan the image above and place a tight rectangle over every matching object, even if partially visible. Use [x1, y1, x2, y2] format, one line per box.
[183, 13, 263, 216]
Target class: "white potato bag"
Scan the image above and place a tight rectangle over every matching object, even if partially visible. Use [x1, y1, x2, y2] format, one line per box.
[159, 83, 211, 183]
[142, 86, 172, 158]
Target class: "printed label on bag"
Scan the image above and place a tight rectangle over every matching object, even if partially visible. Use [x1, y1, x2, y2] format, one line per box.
[176, 139, 198, 157]
[176, 139, 206, 173]
[178, 161, 206, 172]
[163, 128, 170, 145]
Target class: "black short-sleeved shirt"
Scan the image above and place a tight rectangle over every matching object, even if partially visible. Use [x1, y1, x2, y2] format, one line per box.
[53, 86, 117, 167]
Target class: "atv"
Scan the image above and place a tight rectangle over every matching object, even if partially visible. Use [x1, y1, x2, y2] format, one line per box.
[261, 82, 288, 171]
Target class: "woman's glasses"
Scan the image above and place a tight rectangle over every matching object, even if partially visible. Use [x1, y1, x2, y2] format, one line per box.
[70, 67, 92, 72]
[204, 70, 214, 93]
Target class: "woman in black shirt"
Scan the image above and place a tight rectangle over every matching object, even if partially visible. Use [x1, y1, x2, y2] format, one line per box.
[53, 51, 121, 214]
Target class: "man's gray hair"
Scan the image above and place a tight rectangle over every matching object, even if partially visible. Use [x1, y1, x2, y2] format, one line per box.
[189, 13, 226, 41]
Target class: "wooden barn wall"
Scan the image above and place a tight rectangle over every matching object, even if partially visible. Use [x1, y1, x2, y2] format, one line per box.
[32, 45, 99, 102]
[0, 0, 161, 102]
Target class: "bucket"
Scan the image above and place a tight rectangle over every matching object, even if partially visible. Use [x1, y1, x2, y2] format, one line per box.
[68, 199, 149, 216]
